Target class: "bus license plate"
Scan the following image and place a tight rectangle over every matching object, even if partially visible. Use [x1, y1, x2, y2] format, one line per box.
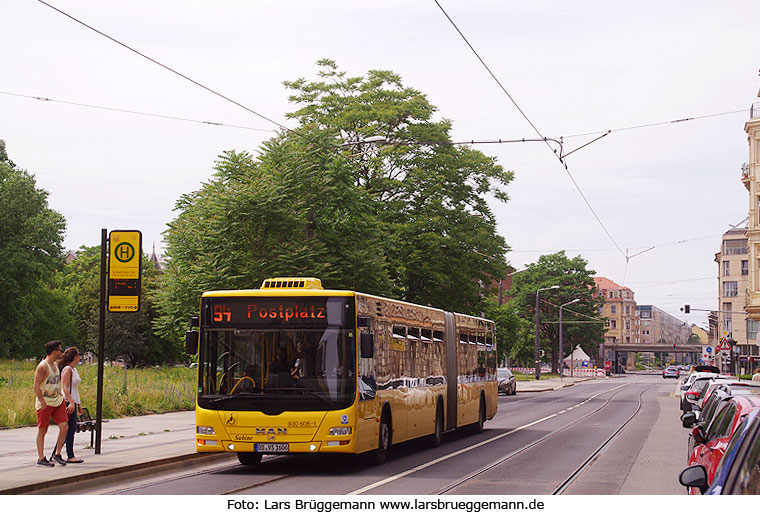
[254, 443, 289, 453]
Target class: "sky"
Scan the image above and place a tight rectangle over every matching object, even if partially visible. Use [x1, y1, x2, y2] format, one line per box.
[2, 0, 759, 330]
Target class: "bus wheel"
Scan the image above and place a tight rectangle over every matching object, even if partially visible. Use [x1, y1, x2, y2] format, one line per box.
[237, 452, 263, 466]
[431, 401, 444, 448]
[374, 412, 391, 465]
[472, 396, 485, 434]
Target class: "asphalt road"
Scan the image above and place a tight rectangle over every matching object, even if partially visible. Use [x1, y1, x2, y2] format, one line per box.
[82, 376, 686, 495]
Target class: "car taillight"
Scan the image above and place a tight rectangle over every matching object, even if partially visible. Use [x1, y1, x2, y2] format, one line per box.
[686, 391, 700, 398]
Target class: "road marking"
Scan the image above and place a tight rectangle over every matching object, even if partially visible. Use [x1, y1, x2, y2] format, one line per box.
[348, 383, 628, 495]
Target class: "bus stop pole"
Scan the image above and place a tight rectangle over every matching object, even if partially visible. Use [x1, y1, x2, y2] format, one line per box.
[95, 228, 107, 454]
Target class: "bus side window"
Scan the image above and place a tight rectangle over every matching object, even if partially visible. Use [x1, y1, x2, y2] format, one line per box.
[359, 320, 376, 400]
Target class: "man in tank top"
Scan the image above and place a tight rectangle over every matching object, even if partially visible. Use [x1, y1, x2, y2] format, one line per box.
[33, 340, 69, 467]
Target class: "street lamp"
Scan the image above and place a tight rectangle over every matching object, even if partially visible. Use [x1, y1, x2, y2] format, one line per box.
[559, 298, 580, 381]
[535, 285, 560, 380]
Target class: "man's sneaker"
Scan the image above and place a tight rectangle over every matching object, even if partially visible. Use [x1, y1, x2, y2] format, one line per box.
[51, 453, 67, 466]
[36, 457, 54, 467]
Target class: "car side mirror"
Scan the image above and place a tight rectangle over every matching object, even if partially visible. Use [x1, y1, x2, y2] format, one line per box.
[185, 330, 199, 355]
[679, 465, 708, 494]
[692, 425, 706, 445]
[681, 411, 696, 428]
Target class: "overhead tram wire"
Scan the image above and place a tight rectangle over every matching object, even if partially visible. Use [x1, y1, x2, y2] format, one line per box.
[0, 90, 277, 133]
[560, 108, 747, 140]
[37, 1, 295, 136]
[432, 0, 626, 260]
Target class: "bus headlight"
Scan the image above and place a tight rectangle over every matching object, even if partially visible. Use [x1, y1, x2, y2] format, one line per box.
[197, 426, 215, 435]
[329, 427, 352, 436]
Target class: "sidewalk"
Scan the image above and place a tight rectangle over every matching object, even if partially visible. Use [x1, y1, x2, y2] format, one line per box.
[0, 411, 221, 495]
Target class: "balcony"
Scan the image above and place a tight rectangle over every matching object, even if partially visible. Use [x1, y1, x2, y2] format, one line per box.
[742, 162, 750, 189]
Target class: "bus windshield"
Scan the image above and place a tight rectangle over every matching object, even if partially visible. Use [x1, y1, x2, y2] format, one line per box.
[197, 296, 356, 412]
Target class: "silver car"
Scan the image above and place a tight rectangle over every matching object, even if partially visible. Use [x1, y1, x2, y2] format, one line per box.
[498, 367, 516, 395]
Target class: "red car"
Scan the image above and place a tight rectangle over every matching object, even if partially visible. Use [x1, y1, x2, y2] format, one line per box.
[686, 394, 760, 494]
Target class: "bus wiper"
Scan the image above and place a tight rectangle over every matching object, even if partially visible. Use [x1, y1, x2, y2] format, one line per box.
[204, 395, 242, 403]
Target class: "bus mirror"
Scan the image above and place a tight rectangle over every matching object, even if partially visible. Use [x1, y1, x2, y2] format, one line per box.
[185, 330, 199, 355]
[360, 332, 374, 359]
[189, 316, 199, 328]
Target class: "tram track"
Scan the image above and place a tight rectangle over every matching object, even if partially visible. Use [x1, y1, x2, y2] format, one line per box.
[551, 384, 650, 495]
[434, 383, 652, 496]
[348, 382, 635, 495]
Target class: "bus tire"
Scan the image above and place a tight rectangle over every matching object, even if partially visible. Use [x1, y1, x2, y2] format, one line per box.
[374, 410, 391, 465]
[237, 452, 263, 466]
[472, 394, 486, 434]
[430, 400, 444, 448]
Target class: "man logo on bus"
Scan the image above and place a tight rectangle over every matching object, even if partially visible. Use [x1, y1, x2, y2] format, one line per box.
[225, 413, 236, 426]
[256, 428, 287, 435]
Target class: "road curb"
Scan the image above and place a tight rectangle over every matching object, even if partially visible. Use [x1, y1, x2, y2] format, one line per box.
[2, 451, 229, 495]
[517, 377, 596, 393]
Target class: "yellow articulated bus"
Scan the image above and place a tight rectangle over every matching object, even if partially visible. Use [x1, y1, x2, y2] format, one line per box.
[185, 277, 497, 465]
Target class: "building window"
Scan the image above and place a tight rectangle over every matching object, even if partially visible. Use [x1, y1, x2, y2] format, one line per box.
[748, 320, 759, 340]
[742, 260, 749, 276]
[724, 239, 747, 255]
[723, 261, 730, 276]
[611, 304, 617, 314]
[610, 319, 617, 329]
[723, 281, 738, 297]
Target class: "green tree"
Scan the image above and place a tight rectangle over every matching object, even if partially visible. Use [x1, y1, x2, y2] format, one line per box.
[0, 140, 67, 357]
[158, 61, 513, 338]
[507, 251, 605, 372]
[687, 332, 702, 345]
[284, 60, 512, 312]
[484, 297, 534, 366]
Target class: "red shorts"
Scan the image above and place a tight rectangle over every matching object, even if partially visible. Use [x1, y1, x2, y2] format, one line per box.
[36, 402, 67, 428]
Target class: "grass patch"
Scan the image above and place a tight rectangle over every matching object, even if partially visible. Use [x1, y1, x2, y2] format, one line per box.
[514, 372, 560, 381]
[0, 360, 196, 428]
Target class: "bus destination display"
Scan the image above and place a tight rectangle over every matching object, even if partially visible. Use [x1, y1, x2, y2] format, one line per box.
[202, 297, 353, 328]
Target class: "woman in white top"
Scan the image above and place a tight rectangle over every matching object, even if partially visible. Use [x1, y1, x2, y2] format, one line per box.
[52, 347, 84, 463]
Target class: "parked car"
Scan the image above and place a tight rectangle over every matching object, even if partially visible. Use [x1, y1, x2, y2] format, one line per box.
[497, 367, 516, 395]
[680, 409, 760, 494]
[679, 373, 734, 413]
[682, 394, 760, 493]
[682, 381, 760, 451]
[663, 366, 680, 378]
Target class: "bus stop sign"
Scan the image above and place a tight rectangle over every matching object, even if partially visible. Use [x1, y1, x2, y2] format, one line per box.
[108, 230, 142, 312]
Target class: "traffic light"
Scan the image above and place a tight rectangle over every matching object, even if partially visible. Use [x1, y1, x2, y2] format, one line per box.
[684, 305, 690, 313]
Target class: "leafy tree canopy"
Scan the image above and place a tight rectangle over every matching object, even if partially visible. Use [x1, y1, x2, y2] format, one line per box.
[159, 60, 513, 338]
[0, 141, 67, 357]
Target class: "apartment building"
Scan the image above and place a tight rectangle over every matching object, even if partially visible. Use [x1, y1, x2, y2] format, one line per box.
[593, 277, 638, 345]
[635, 305, 691, 346]
[717, 226, 758, 373]
[744, 98, 760, 322]
[742, 95, 760, 374]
